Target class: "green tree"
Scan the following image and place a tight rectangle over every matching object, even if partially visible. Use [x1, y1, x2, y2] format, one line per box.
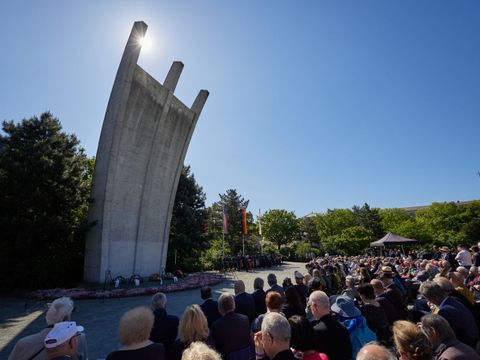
[313, 209, 355, 240]
[299, 216, 321, 246]
[352, 203, 383, 238]
[323, 226, 373, 256]
[0, 112, 92, 289]
[167, 166, 208, 272]
[261, 209, 300, 250]
[379, 208, 412, 233]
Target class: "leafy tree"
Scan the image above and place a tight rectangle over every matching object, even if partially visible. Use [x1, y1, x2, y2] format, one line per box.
[0, 113, 91, 289]
[352, 203, 383, 238]
[313, 209, 355, 240]
[323, 226, 373, 256]
[299, 216, 321, 246]
[379, 208, 412, 233]
[261, 209, 300, 250]
[294, 240, 319, 260]
[167, 166, 208, 272]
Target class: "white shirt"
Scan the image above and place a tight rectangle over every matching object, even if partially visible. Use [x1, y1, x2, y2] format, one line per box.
[455, 249, 472, 266]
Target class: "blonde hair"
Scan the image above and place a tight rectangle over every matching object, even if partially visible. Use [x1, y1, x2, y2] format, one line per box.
[393, 321, 431, 360]
[182, 341, 221, 360]
[179, 305, 209, 344]
[46, 297, 74, 325]
[118, 306, 154, 345]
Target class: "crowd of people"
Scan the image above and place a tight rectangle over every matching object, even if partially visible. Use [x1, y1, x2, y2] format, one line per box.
[218, 255, 283, 272]
[8, 243, 480, 360]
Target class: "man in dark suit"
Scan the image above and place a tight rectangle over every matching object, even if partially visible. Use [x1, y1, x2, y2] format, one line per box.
[266, 273, 285, 298]
[199, 286, 221, 327]
[211, 292, 252, 358]
[150, 292, 179, 353]
[293, 271, 309, 309]
[252, 277, 267, 317]
[309, 290, 352, 360]
[419, 281, 479, 348]
[254, 312, 296, 360]
[371, 279, 401, 324]
[235, 280, 256, 322]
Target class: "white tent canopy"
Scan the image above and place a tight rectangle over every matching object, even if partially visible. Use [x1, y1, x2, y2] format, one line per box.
[370, 232, 418, 247]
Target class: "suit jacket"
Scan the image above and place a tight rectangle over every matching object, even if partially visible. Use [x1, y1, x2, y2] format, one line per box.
[272, 349, 296, 360]
[312, 314, 352, 360]
[252, 289, 267, 318]
[211, 311, 251, 358]
[8, 328, 88, 360]
[235, 292, 256, 322]
[294, 284, 309, 308]
[200, 298, 221, 327]
[376, 293, 401, 323]
[266, 284, 285, 298]
[434, 338, 480, 360]
[150, 308, 180, 353]
[437, 296, 479, 348]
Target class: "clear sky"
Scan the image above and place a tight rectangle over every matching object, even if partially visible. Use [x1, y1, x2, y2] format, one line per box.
[1, 1, 479, 216]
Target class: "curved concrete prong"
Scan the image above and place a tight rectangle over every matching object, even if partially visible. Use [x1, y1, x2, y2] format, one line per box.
[191, 90, 209, 116]
[164, 61, 184, 92]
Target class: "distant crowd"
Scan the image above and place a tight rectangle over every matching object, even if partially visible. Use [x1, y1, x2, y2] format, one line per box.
[8, 243, 480, 360]
[218, 255, 282, 272]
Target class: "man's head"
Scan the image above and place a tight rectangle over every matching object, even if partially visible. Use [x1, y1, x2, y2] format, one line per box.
[119, 307, 154, 346]
[234, 280, 246, 295]
[44, 321, 83, 359]
[151, 292, 167, 310]
[356, 342, 396, 360]
[379, 266, 393, 285]
[267, 273, 277, 286]
[218, 293, 235, 316]
[260, 312, 291, 358]
[420, 313, 456, 349]
[294, 271, 304, 285]
[448, 272, 465, 288]
[419, 281, 447, 306]
[254, 277, 264, 290]
[200, 286, 212, 300]
[370, 279, 384, 296]
[345, 276, 355, 289]
[433, 276, 453, 293]
[46, 297, 74, 326]
[308, 290, 330, 320]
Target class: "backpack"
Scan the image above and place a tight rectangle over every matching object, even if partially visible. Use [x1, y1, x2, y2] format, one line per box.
[343, 316, 377, 358]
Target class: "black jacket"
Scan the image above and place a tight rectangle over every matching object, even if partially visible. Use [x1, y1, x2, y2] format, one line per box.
[312, 314, 352, 360]
[150, 308, 179, 353]
[200, 298, 221, 327]
[252, 289, 267, 318]
[235, 292, 256, 322]
[211, 311, 252, 357]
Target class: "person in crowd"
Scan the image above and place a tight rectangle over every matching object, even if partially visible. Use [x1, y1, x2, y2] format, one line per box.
[252, 291, 284, 332]
[281, 286, 306, 319]
[234, 280, 256, 322]
[455, 266, 469, 281]
[379, 266, 404, 312]
[8, 297, 87, 360]
[356, 343, 396, 360]
[181, 342, 221, 360]
[199, 286, 221, 328]
[288, 315, 328, 360]
[168, 305, 210, 360]
[330, 295, 376, 358]
[420, 313, 480, 360]
[107, 306, 165, 360]
[266, 274, 285, 298]
[419, 281, 479, 348]
[448, 271, 474, 304]
[210, 293, 251, 358]
[357, 283, 389, 341]
[441, 247, 456, 269]
[370, 279, 400, 324]
[308, 290, 352, 360]
[392, 320, 431, 360]
[44, 321, 84, 360]
[253, 312, 296, 360]
[342, 276, 359, 301]
[282, 277, 294, 289]
[433, 277, 475, 313]
[293, 271, 309, 309]
[252, 277, 267, 318]
[455, 245, 472, 270]
[471, 246, 480, 267]
[150, 292, 179, 353]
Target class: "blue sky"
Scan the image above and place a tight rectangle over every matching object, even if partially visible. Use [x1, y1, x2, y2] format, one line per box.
[1, 1, 479, 216]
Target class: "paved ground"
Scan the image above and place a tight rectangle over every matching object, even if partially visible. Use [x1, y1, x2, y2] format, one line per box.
[0, 261, 306, 360]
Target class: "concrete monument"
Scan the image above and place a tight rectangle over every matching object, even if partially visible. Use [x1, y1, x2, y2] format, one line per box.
[84, 21, 208, 283]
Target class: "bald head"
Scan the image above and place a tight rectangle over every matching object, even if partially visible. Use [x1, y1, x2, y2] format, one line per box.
[308, 291, 330, 320]
[356, 343, 396, 360]
[234, 280, 245, 295]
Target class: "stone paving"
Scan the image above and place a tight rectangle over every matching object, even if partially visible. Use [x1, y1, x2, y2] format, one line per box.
[0, 261, 306, 360]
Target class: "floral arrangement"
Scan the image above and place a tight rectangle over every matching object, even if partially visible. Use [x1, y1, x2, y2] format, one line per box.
[112, 275, 126, 285]
[149, 273, 162, 281]
[29, 273, 223, 300]
[129, 274, 143, 284]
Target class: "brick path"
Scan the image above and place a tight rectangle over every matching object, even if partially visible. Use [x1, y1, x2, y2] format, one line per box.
[0, 261, 306, 360]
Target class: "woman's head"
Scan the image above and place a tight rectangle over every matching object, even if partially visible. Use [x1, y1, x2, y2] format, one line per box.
[393, 320, 431, 360]
[179, 305, 209, 344]
[118, 306, 154, 346]
[284, 287, 302, 308]
[266, 291, 283, 311]
[46, 297, 74, 325]
[182, 341, 222, 360]
[288, 315, 315, 352]
[358, 283, 375, 300]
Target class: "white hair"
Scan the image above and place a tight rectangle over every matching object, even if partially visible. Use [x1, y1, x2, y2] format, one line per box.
[151, 292, 167, 310]
[309, 290, 330, 309]
[261, 312, 290, 342]
[45, 297, 74, 325]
